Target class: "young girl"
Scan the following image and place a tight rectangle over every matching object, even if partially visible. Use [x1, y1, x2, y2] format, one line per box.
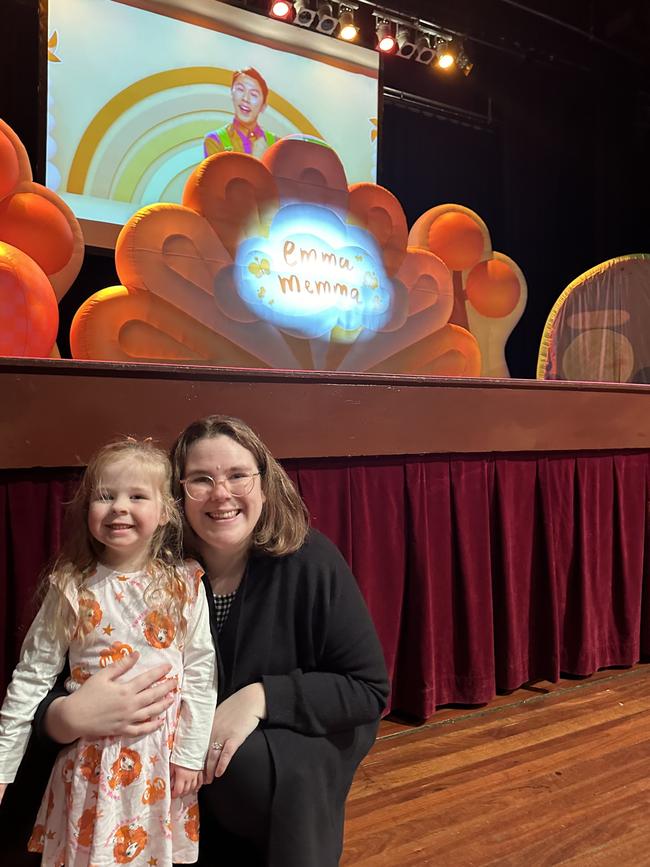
[0, 439, 217, 865]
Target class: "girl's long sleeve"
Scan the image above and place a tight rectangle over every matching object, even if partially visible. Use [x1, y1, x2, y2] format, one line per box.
[0, 587, 69, 782]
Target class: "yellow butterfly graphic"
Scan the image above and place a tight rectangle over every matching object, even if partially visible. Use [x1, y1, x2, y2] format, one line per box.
[48, 32, 61, 63]
[248, 257, 271, 279]
[257, 287, 266, 299]
[364, 271, 379, 290]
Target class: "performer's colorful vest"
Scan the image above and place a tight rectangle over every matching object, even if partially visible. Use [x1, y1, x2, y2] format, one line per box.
[216, 128, 278, 151]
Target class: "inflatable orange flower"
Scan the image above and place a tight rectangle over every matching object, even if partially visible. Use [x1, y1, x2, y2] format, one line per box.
[0, 119, 83, 357]
[409, 205, 527, 377]
[70, 135, 481, 376]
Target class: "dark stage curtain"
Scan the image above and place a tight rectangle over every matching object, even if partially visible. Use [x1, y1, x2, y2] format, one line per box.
[3, 451, 649, 718]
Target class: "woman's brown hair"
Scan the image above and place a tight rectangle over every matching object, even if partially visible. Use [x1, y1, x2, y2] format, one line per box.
[170, 415, 309, 557]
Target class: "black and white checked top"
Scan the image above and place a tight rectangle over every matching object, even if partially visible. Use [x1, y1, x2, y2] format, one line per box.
[212, 589, 238, 633]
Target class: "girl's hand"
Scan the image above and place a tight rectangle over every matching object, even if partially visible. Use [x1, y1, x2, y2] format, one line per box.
[170, 763, 202, 798]
[0, 783, 7, 805]
[204, 682, 267, 782]
[45, 652, 177, 742]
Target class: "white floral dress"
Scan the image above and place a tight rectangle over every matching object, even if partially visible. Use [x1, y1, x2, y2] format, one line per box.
[20, 560, 216, 866]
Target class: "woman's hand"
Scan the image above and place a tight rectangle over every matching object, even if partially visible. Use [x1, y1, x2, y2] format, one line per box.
[45, 652, 177, 743]
[170, 763, 202, 798]
[204, 682, 267, 781]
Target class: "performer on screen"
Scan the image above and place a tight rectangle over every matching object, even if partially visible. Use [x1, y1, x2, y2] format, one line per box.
[204, 67, 279, 159]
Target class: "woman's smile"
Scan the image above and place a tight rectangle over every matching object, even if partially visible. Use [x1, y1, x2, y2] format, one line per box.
[205, 508, 240, 521]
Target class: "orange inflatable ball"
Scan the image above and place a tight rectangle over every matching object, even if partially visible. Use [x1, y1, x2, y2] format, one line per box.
[0, 192, 74, 275]
[466, 259, 521, 318]
[0, 131, 20, 201]
[0, 242, 59, 357]
[427, 212, 485, 272]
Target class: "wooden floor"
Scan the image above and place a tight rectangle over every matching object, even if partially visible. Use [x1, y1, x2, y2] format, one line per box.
[343, 666, 650, 866]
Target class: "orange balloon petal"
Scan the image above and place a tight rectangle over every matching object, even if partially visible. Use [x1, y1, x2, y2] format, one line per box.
[0, 243, 58, 356]
[0, 131, 20, 201]
[0, 192, 74, 275]
[466, 259, 521, 318]
[427, 212, 485, 272]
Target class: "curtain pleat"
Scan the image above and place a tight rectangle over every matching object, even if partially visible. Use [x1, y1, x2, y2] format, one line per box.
[2, 453, 649, 721]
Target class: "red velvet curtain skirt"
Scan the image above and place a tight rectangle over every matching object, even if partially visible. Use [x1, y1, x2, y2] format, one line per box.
[2, 450, 649, 720]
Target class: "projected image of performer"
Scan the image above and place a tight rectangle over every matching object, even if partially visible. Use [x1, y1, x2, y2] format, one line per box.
[204, 67, 279, 159]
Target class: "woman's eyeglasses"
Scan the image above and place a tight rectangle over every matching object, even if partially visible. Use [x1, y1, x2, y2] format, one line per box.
[180, 472, 261, 501]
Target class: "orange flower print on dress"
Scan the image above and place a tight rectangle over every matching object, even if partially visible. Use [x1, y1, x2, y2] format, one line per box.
[77, 594, 103, 636]
[99, 641, 134, 667]
[79, 744, 102, 785]
[184, 803, 200, 842]
[142, 776, 166, 805]
[27, 824, 45, 852]
[113, 822, 148, 863]
[108, 747, 142, 790]
[76, 806, 98, 847]
[70, 664, 91, 684]
[143, 610, 175, 649]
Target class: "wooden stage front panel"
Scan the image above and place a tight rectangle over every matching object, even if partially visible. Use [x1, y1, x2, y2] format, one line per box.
[2, 358, 650, 468]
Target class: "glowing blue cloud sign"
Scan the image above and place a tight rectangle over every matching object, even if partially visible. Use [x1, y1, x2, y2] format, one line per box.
[234, 204, 394, 340]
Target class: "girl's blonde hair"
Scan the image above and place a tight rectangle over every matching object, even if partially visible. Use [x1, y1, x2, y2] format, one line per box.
[170, 415, 309, 557]
[48, 439, 187, 643]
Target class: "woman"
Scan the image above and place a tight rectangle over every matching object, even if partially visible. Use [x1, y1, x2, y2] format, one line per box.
[36, 415, 389, 866]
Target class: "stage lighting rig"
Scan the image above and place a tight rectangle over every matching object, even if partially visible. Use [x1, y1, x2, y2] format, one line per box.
[315, 2, 339, 34]
[268, 0, 472, 75]
[374, 17, 397, 53]
[396, 25, 417, 59]
[338, 4, 359, 41]
[269, 0, 295, 21]
[435, 37, 456, 69]
[369, 6, 462, 71]
[294, 0, 318, 27]
[414, 35, 435, 64]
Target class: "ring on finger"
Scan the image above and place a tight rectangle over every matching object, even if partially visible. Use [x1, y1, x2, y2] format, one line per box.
[211, 740, 224, 751]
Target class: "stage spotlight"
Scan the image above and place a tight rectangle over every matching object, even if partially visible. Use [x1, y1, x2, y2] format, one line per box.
[414, 35, 435, 64]
[456, 45, 474, 76]
[435, 38, 456, 69]
[294, 0, 317, 27]
[270, 0, 295, 21]
[376, 19, 397, 53]
[316, 2, 338, 34]
[338, 6, 359, 41]
[396, 26, 417, 59]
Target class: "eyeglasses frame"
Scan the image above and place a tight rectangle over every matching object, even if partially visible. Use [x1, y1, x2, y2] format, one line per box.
[180, 471, 262, 500]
